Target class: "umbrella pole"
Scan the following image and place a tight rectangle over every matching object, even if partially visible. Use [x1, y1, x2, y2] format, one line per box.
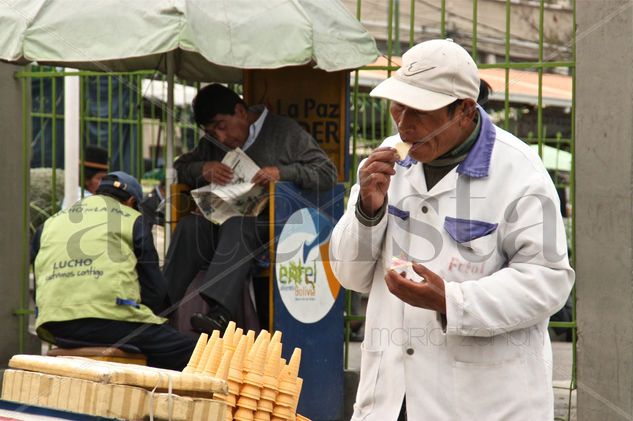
[165, 52, 175, 248]
[64, 68, 80, 207]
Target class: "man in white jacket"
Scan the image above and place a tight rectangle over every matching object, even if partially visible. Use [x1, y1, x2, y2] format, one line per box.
[330, 39, 574, 420]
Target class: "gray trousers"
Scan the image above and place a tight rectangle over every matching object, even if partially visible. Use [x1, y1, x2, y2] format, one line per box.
[163, 213, 269, 320]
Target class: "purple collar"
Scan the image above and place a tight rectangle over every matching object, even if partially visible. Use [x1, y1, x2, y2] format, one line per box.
[456, 105, 496, 178]
[396, 155, 417, 168]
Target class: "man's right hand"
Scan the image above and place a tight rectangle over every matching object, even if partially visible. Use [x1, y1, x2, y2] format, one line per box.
[358, 147, 398, 217]
[202, 161, 234, 185]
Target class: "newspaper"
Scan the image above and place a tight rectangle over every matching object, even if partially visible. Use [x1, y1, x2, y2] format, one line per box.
[190, 148, 268, 224]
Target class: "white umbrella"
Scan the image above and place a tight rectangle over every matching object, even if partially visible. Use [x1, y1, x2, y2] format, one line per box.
[530, 144, 572, 172]
[142, 79, 198, 109]
[0, 0, 378, 76]
[0, 0, 379, 243]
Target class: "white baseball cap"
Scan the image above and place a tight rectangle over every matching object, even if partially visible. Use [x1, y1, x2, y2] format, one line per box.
[370, 39, 480, 111]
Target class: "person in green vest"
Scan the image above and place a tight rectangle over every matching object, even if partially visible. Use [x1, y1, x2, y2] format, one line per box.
[31, 171, 196, 370]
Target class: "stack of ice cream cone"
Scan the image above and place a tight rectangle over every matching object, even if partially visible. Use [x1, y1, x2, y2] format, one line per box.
[255, 334, 282, 421]
[214, 350, 235, 421]
[182, 332, 209, 374]
[271, 349, 302, 421]
[182, 324, 311, 421]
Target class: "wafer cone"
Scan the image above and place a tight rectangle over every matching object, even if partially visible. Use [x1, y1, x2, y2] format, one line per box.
[224, 336, 247, 411]
[234, 327, 244, 346]
[234, 406, 255, 421]
[265, 332, 281, 360]
[295, 415, 311, 421]
[182, 332, 208, 373]
[251, 330, 271, 360]
[215, 350, 233, 382]
[240, 342, 266, 404]
[202, 337, 224, 376]
[245, 330, 256, 355]
[259, 341, 281, 412]
[246, 330, 267, 372]
[254, 410, 271, 421]
[287, 348, 301, 378]
[271, 364, 293, 420]
[195, 330, 220, 373]
[276, 366, 297, 407]
[214, 350, 235, 417]
[240, 382, 262, 401]
[210, 329, 221, 342]
[271, 403, 291, 420]
[265, 343, 282, 377]
[263, 342, 282, 389]
[257, 398, 274, 414]
[237, 393, 259, 411]
[276, 392, 296, 408]
[229, 335, 247, 383]
[292, 377, 303, 413]
[223, 321, 237, 351]
[244, 338, 256, 368]
[269, 331, 282, 346]
[217, 347, 241, 408]
[252, 337, 268, 376]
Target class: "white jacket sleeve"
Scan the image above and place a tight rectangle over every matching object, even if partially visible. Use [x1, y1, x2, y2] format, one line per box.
[444, 172, 575, 336]
[330, 183, 388, 293]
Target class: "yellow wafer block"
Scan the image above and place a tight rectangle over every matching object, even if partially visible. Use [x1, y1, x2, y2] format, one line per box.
[394, 141, 411, 159]
[9, 355, 227, 394]
[1, 369, 228, 420]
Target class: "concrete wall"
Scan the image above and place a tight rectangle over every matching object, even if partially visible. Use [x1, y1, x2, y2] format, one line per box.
[0, 62, 37, 364]
[576, 1, 633, 419]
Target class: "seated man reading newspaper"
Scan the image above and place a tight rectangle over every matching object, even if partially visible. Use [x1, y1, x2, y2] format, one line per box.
[164, 84, 337, 334]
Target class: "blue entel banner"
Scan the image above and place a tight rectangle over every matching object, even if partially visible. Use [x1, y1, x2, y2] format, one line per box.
[272, 182, 345, 421]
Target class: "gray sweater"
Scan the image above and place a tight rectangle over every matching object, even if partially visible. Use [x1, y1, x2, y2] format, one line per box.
[175, 111, 338, 191]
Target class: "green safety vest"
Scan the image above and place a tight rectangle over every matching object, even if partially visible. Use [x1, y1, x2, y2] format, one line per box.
[34, 195, 166, 332]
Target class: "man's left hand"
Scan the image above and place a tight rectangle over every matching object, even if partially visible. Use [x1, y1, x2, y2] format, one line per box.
[385, 263, 447, 314]
[251, 166, 280, 186]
